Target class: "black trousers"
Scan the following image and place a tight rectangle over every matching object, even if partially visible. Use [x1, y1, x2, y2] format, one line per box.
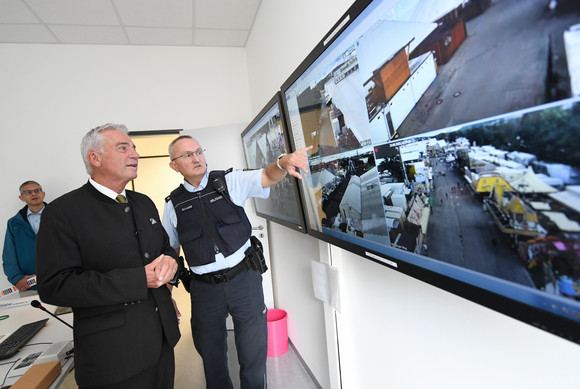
[79, 337, 175, 389]
[190, 267, 268, 389]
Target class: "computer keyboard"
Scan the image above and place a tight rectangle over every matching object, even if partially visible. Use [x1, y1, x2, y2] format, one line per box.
[0, 318, 48, 360]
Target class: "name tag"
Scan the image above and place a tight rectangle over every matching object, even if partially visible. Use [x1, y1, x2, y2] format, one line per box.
[209, 195, 223, 204]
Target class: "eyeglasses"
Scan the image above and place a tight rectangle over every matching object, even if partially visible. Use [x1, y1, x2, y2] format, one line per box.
[171, 148, 205, 162]
[21, 188, 43, 195]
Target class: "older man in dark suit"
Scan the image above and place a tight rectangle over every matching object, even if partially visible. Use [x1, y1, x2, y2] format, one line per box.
[36, 123, 180, 389]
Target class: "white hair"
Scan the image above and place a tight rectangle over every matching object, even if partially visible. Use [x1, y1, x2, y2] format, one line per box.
[81, 123, 128, 175]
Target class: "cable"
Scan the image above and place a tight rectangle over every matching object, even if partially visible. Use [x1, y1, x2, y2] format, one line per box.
[0, 358, 21, 386]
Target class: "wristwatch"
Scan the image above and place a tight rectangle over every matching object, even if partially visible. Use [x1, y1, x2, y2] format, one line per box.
[276, 153, 287, 171]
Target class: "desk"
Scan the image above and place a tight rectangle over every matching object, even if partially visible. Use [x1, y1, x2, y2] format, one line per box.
[0, 292, 74, 388]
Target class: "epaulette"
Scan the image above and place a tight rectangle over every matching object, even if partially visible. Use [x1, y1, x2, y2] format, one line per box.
[166, 184, 186, 202]
[225, 167, 233, 174]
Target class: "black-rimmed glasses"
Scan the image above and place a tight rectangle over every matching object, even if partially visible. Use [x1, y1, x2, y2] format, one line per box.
[21, 188, 43, 195]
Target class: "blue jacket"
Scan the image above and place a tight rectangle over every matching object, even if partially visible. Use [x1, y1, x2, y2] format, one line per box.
[2, 205, 39, 286]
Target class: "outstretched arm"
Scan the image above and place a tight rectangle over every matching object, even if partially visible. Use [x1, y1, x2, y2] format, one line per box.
[261, 145, 313, 188]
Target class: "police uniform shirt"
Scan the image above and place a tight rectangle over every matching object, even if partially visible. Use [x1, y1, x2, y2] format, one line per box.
[162, 169, 269, 275]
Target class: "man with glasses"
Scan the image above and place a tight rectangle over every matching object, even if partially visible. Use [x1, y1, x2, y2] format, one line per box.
[163, 135, 311, 389]
[2, 181, 46, 290]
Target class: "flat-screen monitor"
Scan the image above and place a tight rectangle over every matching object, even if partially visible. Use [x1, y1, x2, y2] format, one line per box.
[281, 0, 580, 344]
[241, 92, 307, 233]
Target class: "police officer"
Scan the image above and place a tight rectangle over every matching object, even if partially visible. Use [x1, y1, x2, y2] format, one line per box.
[162, 135, 310, 389]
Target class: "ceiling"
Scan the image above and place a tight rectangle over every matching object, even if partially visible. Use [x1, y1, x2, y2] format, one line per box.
[0, 0, 262, 47]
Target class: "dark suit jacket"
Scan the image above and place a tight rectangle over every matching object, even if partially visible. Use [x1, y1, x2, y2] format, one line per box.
[36, 183, 180, 386]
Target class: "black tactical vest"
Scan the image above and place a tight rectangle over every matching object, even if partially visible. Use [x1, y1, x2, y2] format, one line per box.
[167, 170, 252, 267]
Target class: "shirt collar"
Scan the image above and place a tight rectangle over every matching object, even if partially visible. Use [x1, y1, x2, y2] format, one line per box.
[183, 172, 209, 192]
[89, 178, 127, 201]
[27, 205, 45, 217]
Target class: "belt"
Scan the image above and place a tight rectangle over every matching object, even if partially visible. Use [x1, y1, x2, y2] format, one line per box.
[194, 258, 250, 285]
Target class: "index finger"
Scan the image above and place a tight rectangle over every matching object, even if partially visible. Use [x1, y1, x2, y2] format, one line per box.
[295, 145, 313, 154]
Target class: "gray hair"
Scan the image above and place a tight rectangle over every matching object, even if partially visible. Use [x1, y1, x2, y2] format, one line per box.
[81, 123, 129, 175]
[168, 135, 196, 160]
[19, 180, 42, 194]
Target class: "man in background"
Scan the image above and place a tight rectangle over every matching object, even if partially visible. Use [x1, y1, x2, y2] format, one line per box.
[37, 123, 180, 389]
[163, 135, 310, 389]
[2, 180, 46, 290]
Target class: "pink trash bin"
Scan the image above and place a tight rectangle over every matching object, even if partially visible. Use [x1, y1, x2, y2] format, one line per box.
[267, 309, 288, 357]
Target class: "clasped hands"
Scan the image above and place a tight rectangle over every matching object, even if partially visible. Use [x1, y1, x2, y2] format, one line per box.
[145, 254, 178, 288]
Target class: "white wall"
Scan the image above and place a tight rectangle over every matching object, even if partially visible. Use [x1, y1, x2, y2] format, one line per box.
[246, 1, 355, 388]
[0, 43, 251, 291]
[268, 223, 331, 385]
[246, 0, 356, 113]
[246, 1, 580, 389]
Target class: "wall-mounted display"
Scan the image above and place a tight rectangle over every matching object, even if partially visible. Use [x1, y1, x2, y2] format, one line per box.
[281, 0, 580, 344]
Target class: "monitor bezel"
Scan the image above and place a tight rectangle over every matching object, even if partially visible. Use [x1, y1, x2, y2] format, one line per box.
[241, 92, 308, 234]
